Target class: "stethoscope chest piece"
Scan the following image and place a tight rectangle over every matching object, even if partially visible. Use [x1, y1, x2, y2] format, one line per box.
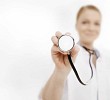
[58, 35, 75, 53]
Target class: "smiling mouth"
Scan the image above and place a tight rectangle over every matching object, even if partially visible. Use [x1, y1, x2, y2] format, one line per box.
[85, 33, 95, 36]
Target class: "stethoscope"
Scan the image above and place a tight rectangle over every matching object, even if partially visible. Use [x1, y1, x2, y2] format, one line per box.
[58, 34, 96, 85]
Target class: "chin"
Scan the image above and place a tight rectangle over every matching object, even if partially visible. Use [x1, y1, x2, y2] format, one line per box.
[85, 36, 97, 42]
[84, 38, 95, 44]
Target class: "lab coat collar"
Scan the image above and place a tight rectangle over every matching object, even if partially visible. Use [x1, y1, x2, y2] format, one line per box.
[76, 42, 101, 59]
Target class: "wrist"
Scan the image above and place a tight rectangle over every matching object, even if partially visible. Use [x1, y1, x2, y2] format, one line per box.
[53, 68, 69, 81]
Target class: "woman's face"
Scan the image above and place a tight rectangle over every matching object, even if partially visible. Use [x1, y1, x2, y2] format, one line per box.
[76, 9, 101, 44]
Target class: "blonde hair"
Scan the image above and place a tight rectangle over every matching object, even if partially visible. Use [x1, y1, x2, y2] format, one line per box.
[76, 5, 101, 20]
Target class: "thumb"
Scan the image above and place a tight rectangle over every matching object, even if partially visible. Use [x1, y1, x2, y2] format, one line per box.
[70, 45, 80, 62]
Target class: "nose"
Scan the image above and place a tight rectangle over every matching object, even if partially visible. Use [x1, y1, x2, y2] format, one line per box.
[88, 24, 95, 31]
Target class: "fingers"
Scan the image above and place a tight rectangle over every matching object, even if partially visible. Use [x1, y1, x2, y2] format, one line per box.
[51, 36, 58, 46]
[51, 31, 62, 46]
[52, 44, 62, 52]
[64, 32, 71, 36]
[55, 31, 62, 38]
[51, 45, 69, 55]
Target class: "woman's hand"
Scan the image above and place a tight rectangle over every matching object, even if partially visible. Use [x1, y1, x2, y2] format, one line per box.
[51, 31, 80, 76]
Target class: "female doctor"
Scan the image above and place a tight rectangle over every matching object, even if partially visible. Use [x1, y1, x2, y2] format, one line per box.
[39, 5, 110, 100]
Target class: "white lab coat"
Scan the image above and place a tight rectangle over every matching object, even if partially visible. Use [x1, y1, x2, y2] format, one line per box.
[62, 44, 110, 100]
[39, 44, 110, 100]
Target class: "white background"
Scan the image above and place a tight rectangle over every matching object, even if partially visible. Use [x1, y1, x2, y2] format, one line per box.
[0, 0, 110, 100]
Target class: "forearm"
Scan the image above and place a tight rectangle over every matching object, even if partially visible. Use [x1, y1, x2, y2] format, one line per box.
[41, 68, 67, 100]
